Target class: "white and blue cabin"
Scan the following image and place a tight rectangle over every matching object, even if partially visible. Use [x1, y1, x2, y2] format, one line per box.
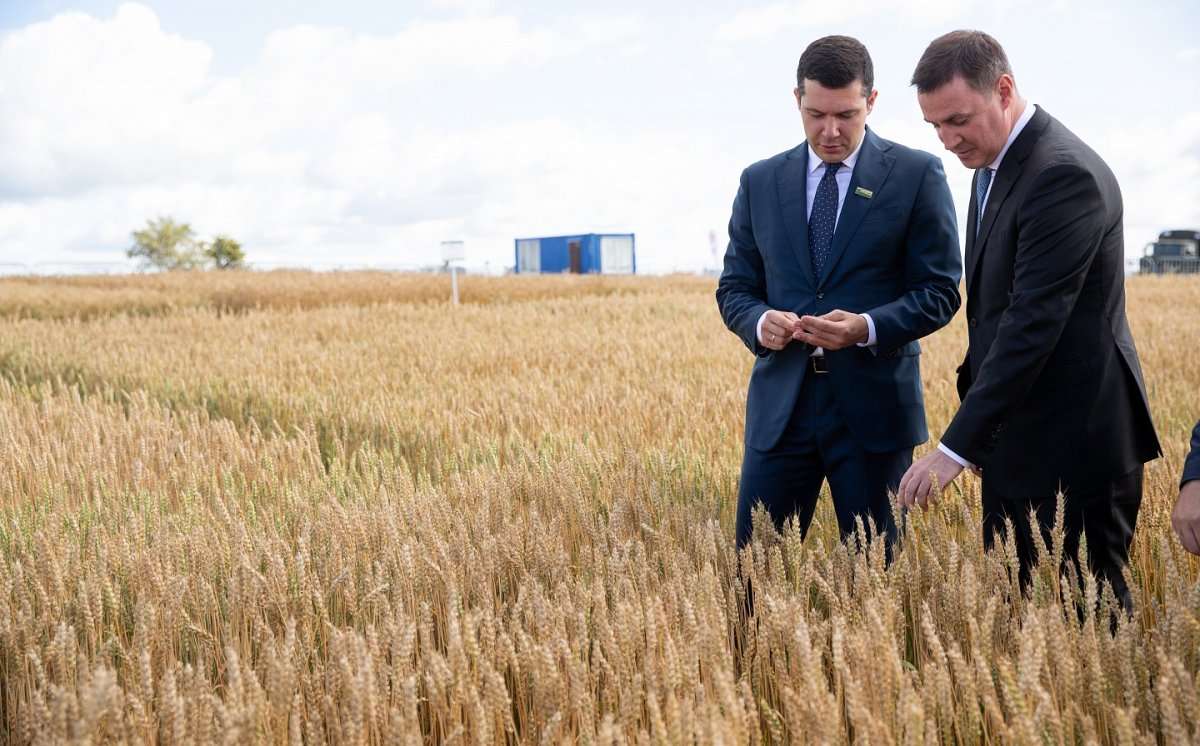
[514, 233, 636, 274]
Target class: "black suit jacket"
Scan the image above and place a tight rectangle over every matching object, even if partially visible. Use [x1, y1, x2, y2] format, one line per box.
[943, 107, 1160, 499]
[1184, 421, 1200, 487]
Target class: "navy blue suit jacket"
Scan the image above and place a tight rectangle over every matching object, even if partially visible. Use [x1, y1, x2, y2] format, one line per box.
[716, 128, 961, 453]
[1184, 420, 1200, 487]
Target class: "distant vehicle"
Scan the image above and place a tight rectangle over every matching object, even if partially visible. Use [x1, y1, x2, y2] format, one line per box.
[1140, 229, 1200, 274]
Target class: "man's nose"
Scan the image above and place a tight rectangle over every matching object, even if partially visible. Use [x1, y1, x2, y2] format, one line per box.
[938, 129, 958, 150]
[823, 119, 840, 138]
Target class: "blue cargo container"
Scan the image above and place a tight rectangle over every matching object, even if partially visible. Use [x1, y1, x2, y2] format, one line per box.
[513, 233, 636, 274]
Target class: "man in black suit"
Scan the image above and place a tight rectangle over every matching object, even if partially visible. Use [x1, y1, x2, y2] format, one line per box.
[717, 36, 961, 558]
[898, 31, 1160, 610]
[1172, 421, 1200, 554]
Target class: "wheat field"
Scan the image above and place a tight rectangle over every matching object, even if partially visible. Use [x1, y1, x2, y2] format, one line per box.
[0, 270, 1197, 744]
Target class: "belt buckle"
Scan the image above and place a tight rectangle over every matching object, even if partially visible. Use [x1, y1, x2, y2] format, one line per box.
[810, 355, 829, 374]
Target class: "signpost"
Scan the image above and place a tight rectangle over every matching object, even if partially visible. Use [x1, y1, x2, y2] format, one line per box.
[440, 240, 465, 305]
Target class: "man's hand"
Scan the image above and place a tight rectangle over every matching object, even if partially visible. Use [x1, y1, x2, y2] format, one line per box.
[1172, 481, 1200, 555]
[794, 310, 868, 350]
[759, 310, 801, 351]
[898, 450, 964, 509]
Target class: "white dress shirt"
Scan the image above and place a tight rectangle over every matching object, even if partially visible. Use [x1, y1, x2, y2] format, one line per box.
[978, 102, 1037, 215]
[755, 139, 877, 354]
[938, 103, 1037, 469]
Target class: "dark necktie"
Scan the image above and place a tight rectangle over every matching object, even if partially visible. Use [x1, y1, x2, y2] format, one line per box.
[975, 167, 994, 236]
[808, 161, 842, 279]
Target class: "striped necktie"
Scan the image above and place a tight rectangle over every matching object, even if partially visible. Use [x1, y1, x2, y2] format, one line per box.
[975, 167, 994, 236]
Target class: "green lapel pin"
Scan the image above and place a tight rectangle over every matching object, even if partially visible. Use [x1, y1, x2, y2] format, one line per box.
[854, 186, 874, 199]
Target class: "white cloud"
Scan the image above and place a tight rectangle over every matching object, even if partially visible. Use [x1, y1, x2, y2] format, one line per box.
[714, 0, 974, 43]
[0, 3, 214, 198]
[428, 0, 497, 13]
[1089, 112, 1200, 250]
[0, 4, 682, 270]
[715, 3, 815, 44]
[1, 1, 1186, 276]
[254, 16, 562, 88]
[0, 6, 585, 202]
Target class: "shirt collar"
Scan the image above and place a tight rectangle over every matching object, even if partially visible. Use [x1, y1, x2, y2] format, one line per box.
[807, 134, 865, 175]
[987, 102, 1036, 172]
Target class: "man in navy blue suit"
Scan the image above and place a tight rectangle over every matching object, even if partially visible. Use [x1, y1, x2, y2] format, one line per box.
[717, 36, 962, 556]
[1172, 421, 1200, 554]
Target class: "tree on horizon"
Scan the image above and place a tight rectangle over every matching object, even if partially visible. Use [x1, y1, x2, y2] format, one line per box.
[206, 235, 246, 270]
[126, 217, 204, 271]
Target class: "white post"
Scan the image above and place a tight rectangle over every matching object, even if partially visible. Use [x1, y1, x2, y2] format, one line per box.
[440, 240, 465, 306]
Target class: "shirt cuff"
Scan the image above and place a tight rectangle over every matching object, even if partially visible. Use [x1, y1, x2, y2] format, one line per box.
[856, 313, 877, 347]
[756, 310, 770, 345]
[937, 442, 973, 469]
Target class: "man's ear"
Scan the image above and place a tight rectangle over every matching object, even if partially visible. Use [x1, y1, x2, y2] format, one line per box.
[865, 88, 878, 114]
[996, 74, 1016, 108]
[794, 87, 803, 109]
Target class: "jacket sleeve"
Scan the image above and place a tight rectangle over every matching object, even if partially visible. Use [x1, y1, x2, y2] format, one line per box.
[941, 163, 1104, 463]
[716, 168, 772, 357]
[1184, 420, 1200, 487]
[863, 156, 962, 354]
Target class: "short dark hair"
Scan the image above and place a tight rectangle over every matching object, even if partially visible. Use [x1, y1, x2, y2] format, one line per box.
[796, 36, 873, 97]
[910, 30, 1012, 94]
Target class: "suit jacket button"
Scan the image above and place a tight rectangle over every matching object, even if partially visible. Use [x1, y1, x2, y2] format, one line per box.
[969, 317, 978, 328]
[817, 292, 825, 299]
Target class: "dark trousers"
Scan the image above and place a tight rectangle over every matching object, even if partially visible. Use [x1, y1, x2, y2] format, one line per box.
[981, 466, 1143, 613]
[735, 370, 911, 554]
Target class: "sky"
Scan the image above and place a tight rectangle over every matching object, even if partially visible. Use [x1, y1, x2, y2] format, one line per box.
[1, 0, 1197, 274]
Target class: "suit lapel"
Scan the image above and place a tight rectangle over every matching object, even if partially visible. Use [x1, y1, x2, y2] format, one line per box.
[967, 107, 1052, 287]
[776, 145, 816, 288]
[821, 129, 894, 282]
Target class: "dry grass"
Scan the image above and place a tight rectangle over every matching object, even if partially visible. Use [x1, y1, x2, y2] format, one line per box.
[0, 271, 711, 321]
[0, 272, 1197, 744]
